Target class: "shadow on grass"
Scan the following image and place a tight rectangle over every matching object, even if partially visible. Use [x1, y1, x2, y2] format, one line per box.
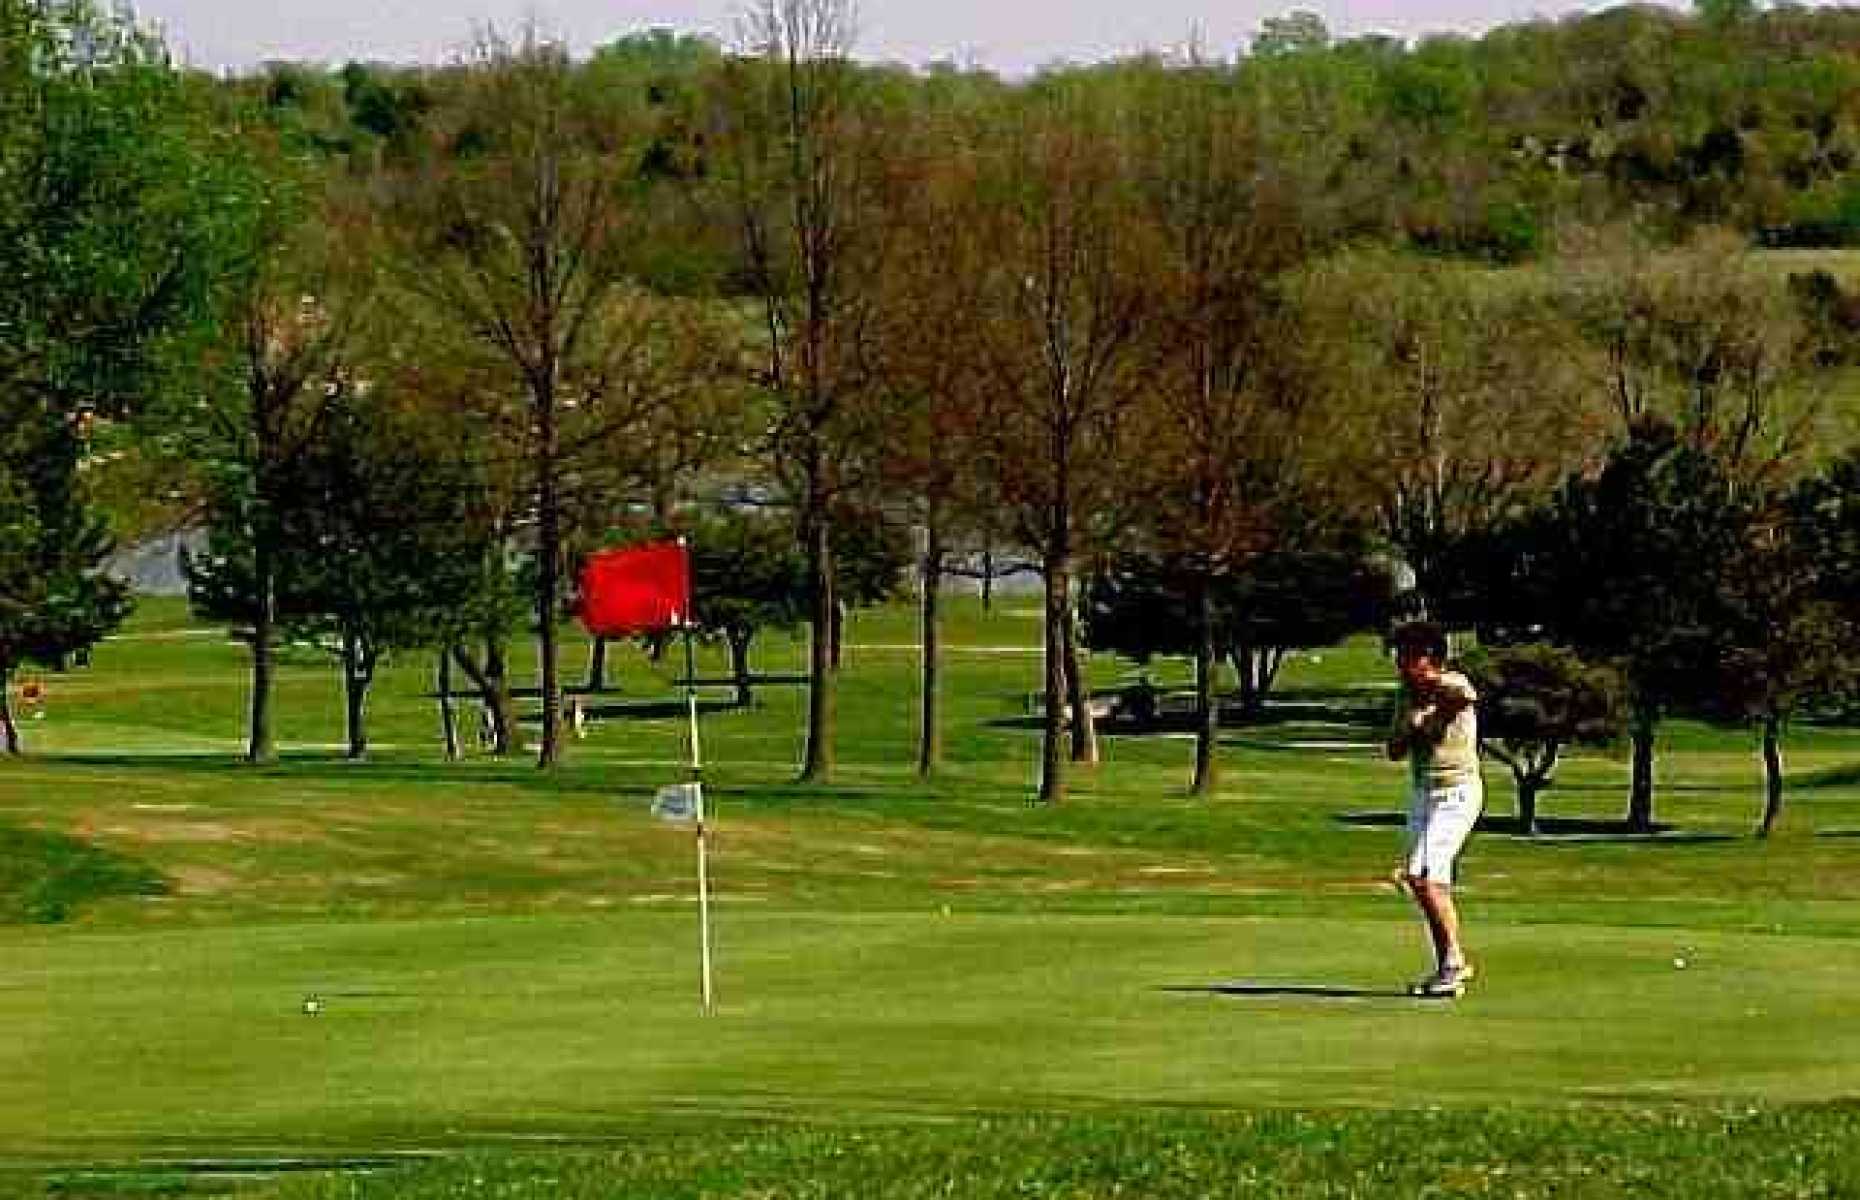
[28, 750, 931, 809]
[1797, 763, 1860, 791]
[1159, 982, 1441, 1001]
[1335, 811, 1737, 843]
[991, 692, 1389, 739]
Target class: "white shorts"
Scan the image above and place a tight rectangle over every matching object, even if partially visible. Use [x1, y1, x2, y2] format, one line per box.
[1404, 779, 1483, 887]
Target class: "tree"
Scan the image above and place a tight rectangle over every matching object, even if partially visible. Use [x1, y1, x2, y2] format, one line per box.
[1252, 11, 1331, 59]
[965, 77, 1159, 802]
[178, 187, 366, 765]
[1695, 0, 1759, 28]
[0, 0, 250, 755]
[1462, 643, 1625, 835]
[1514, 418, 1755, 831]
[1549, 235, 1832, 829]
[716, 0, 883, 783]
[1737, 460, 1860, 836]
[1122, 58, 1326, 793]
[271, 381, 492, 759]
[390, 26, 667, 769]
[689, 509, 809, 708]
[0, 459, 129, 756]
[864, 85, 997, 777]
[1292, 253, 1602, 620]
[1084, 535, 1387, 720]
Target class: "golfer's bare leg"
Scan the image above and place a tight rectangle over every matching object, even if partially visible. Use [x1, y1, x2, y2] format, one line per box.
[1405, 874, 1463, 968]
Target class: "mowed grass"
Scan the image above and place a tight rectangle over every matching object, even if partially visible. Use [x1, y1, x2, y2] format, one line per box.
[7, 596, 1860, 1194]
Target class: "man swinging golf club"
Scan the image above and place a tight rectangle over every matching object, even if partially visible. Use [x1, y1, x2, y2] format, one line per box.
[1385, 621, 1481, 998]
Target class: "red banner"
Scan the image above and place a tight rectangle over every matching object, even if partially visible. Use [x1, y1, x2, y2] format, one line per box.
[579, 541, 692, 636]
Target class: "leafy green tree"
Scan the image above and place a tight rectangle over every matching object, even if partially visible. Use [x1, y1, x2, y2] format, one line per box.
[1462, 644, 1625, 835]
[0, 0, 244, 754]
[273, 385, 491, 759]
[1252, 11, 1330, 58]
[1084, 537, 1387, 721]
[176, 183, 365, 765]
[689, 511, 809, 708]
[1292, 253, 1600, 620]
[1736, 460, 1860, 836]
[1695, 0, 1759, 28]
[1513, 418, 1754, 831]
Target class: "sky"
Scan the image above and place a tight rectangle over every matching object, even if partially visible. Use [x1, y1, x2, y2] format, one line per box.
[132, 0, 1697, 76]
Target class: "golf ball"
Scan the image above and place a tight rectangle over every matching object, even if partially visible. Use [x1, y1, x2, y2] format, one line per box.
[1673, 957, 1688, 969]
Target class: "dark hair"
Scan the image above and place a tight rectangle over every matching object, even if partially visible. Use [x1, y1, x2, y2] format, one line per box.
[1388, 621, 1448, 662]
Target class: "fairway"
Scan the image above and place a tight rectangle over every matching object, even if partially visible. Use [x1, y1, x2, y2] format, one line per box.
[7, 598, 1860, 1191]
[11, 908, 1860, 1161]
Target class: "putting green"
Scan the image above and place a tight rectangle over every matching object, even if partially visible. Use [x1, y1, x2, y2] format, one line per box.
[8, 908, 1856, 1160]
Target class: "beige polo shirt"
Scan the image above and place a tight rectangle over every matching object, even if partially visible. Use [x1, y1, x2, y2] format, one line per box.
[1392, 671, 1481, 790]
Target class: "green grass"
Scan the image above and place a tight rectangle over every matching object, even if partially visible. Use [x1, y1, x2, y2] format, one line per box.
[8, 595, 1860, 1193]
[0, 823, 165, 923]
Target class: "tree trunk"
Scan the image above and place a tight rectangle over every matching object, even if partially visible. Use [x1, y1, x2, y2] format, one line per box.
[728, 628, 755, 708]
[1628, 705, 1657, 832]
[1191, 576, 1217, 796]
[452, 641, 520, 756]
[534, 365, 564, 768]
[247, 539, 277, 765]
[1259, 648, 1287, 703]
[1233, 647, 1266, 720]
[1758, 711, 1785, 839]
[0, 664, 19, 757]
[1039, 554, 1068, 804]
[800, 499, 836, 782]
[587, 637, 609, 693]
[918, 521, 944, 779]
[485, 639, 522, 755]
[1514, 741, 1560, 836]
[1515, 774, 1541, 837]
[981, 546, 995, 613]
[341, 630, 372, 761]
[437, 647, 460, 762]
[1062, 585, 1099, 767]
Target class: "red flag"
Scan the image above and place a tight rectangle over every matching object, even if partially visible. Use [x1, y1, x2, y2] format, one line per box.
[579, 541, 692, 637]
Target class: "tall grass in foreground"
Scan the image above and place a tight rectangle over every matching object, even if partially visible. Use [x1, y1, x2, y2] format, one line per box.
[43, 1106, 1859, 1198]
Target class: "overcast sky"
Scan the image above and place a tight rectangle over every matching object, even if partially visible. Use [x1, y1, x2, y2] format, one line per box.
[134, 0, 1697, 75]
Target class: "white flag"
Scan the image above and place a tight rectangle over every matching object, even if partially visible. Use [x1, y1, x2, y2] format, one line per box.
[652, 782, 704, 824]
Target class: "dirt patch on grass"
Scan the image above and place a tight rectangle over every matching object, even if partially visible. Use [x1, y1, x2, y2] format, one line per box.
[88, 816, 323, 845]
[168, 865, 240, 895]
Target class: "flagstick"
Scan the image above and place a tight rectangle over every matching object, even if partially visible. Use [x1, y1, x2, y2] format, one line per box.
[684, 619, 714, 1014]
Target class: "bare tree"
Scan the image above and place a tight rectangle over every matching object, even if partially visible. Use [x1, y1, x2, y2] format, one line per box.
[1126, 57, 1323, 795]
[391, 26, 671, 768]
[966, 78, 1158, 803]
[718, 0, 882, 782]
[864, 92, 995, 778]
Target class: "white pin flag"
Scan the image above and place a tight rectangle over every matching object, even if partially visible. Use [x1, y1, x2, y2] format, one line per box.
[652, 782, 705, 824]
[648, 780, 715, 1013]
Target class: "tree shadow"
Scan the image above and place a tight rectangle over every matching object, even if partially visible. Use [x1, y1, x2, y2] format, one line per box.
[565, 698, 744, 721]
[1797, 763, 1860, 791]
[1158, 981, 1443, 1001]
[1335, 811, 1736, 842]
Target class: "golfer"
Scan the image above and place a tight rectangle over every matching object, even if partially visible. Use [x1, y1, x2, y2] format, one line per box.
[1385, 621, 1481, 998]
